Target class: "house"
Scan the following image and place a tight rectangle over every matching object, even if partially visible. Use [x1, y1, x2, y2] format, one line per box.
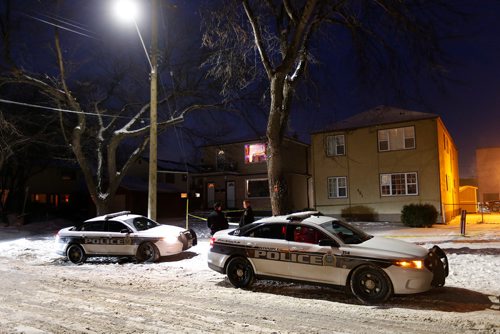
[25, 157, 195, 219]
[311, 106, 460, 223]
[476, 147, 500, 204]
[190, 136, 312, 212]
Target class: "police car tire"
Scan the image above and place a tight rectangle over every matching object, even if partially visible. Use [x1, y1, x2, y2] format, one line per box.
[226, 257, 254, 289]
[67, 244, 86, 264]
[350, 265, 393, 304]
[136, 242, 159, 263]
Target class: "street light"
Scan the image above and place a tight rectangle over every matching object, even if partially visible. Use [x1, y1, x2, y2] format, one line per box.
[112, 0, 159, 220]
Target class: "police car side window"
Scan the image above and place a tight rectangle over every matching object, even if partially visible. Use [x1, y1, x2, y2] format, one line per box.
[291, 226, 326, 245]
[80, 221, 105, 232]
[249, 224, 286, 240]
[108, 220, 129, 233]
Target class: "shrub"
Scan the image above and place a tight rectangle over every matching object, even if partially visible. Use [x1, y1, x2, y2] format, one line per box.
[401, 204, 438, 227]
[341, 205, 378, 222]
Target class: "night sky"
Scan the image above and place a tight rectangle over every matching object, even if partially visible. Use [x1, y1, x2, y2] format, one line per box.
[1, 0, 500, 179]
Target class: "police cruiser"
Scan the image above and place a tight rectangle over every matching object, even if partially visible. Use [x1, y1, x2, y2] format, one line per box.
[56, 211, 197, 264]
[208, 211, 448, 304]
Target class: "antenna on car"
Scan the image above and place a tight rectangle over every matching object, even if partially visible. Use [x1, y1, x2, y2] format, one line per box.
[104, 211, 131, 220]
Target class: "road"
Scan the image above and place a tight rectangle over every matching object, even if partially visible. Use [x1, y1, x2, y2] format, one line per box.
[0, 238, 498, 334]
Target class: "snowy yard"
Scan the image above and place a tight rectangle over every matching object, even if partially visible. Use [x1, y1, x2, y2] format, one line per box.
[0, 216, 498, 333]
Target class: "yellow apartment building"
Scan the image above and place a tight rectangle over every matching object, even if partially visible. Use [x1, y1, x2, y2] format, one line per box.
[311, 106, 460, 223]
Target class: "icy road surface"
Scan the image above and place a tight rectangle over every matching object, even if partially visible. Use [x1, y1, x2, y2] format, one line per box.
[0, 218, 498, 333]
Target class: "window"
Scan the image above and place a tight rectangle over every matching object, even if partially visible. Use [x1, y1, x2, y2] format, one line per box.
[79, 221, 105, 232]
[327, 177, 347, 198]
[378, 126, 415, 151]
[246, 179, 270, 198]
[244, 143, 267, 164]
[380, 172, 418, 196]
[326, 135, 345, 156]
[291, 226, 327, 244]
[248, 224, 286, 240]
[107, 221, 129, 233]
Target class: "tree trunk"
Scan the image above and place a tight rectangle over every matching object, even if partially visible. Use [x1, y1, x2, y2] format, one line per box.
[267, 74, 290, 215]
[94, 199, 110, 216]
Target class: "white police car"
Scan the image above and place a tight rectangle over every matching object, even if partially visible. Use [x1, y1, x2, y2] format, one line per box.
[56, 211, 197, 264]
[208, 211, 448, 304]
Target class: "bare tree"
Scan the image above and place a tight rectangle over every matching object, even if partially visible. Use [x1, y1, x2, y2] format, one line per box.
[1, 1, 219, 215]
[202, 0, 461, 214]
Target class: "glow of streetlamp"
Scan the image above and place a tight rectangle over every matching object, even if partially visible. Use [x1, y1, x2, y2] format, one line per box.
[112, 0, 140, 24]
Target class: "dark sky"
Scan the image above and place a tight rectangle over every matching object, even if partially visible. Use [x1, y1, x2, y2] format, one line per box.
[2, 0, 500, 179]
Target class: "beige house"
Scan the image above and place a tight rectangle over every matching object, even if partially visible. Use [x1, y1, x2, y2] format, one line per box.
[311, 106, 460, 223]
[476, 147, 500, 203]
[191, 137, 311, 212]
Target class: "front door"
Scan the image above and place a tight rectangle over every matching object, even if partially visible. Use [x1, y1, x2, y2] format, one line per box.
[207, 182, 215, 208]
[226, 181, 235, 209]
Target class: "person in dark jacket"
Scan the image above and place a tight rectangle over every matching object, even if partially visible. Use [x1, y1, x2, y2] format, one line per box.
[207, 202, 229, 235]
[239, 199, 255, 227]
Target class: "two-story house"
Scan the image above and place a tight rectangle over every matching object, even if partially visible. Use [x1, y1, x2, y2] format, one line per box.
[311, 106, 460, 223]
[191, 136, 311, 212]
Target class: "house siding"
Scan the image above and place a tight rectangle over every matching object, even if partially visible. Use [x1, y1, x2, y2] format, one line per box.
[312, 116, 459, 223]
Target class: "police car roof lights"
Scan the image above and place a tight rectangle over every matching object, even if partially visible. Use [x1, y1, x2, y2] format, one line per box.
[104, 211, 131, 220]
[285, 211, 322, 221]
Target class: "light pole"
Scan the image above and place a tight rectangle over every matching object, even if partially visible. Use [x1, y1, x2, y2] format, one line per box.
[112, 0, 158, 220]
[148, 0, 158, 220]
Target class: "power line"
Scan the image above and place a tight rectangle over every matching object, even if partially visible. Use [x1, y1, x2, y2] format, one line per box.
[0, 98, 150, 121]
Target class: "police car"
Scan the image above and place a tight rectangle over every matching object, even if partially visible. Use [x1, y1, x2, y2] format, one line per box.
[55, 211, 197, 264]
[208, 211, 448, 304]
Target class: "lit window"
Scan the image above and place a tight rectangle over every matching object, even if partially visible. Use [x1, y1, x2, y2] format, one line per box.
[326, 135, 345, 156]
[327, 176, 348, 198]
[380, 172, 418, 196]
[244, 143, 267, 164]
[378, 126, 415, 152]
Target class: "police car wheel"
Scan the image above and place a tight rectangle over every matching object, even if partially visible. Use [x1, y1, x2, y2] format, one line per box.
[226, 257, 254, 288]
[66, 244, 86, 264]
[350, 265, 393, 304]
[136, 242, 159, 263]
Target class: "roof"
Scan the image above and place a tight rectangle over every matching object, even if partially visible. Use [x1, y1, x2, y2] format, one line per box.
[200, 134, 309, 148]
[313, 105, 439, 133]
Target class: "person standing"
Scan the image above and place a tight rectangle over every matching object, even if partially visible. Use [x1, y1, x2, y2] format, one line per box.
[207, 202, 229, 235]
[239, 199, 255, 227]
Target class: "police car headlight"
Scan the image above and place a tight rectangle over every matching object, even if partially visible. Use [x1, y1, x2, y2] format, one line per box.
[161, 235, 179, 244]
[395, 260, 423, 269]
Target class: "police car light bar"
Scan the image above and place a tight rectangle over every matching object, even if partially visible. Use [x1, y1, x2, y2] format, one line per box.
[104, 211, 131, 220]
[285, 211, 322, 221]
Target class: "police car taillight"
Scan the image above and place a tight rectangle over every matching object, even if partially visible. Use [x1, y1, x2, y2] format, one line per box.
[210, 237, 215, 247]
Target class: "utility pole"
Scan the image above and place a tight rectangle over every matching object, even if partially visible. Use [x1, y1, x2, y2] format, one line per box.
[147, 0, 158, 220]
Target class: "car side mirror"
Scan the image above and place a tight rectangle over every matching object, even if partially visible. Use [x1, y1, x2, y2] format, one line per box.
[319, 239, 339, 247]
[120, 229, 130, 234]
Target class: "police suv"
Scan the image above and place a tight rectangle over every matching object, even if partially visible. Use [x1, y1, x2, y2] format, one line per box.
[208, 211, 448, 304]
[56, 211, 197, 264]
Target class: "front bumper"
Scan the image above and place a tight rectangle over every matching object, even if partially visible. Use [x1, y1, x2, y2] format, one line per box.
[426, 245, 449, 287]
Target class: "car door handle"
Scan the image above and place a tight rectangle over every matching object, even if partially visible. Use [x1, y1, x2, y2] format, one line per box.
[290, 247, 304, 252]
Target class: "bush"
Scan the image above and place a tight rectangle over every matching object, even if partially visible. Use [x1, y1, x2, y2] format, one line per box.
[401, 204, 438, 227]
[341, 205, 378, 222]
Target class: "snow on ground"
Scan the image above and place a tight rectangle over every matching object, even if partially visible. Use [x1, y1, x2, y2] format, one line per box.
[0, 214, 499, 333]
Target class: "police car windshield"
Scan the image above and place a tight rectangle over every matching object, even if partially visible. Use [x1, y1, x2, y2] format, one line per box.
[125, 217, 160, 231]
[320, 220, 372, 244]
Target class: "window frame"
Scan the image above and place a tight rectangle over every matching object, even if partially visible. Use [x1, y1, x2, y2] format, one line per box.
[326, 134, 346, 156]
[378, 126, 415, 152]
[246, 178, 270, 198]
[380, 172, 418, 196]
[327, 176, 348, 199]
